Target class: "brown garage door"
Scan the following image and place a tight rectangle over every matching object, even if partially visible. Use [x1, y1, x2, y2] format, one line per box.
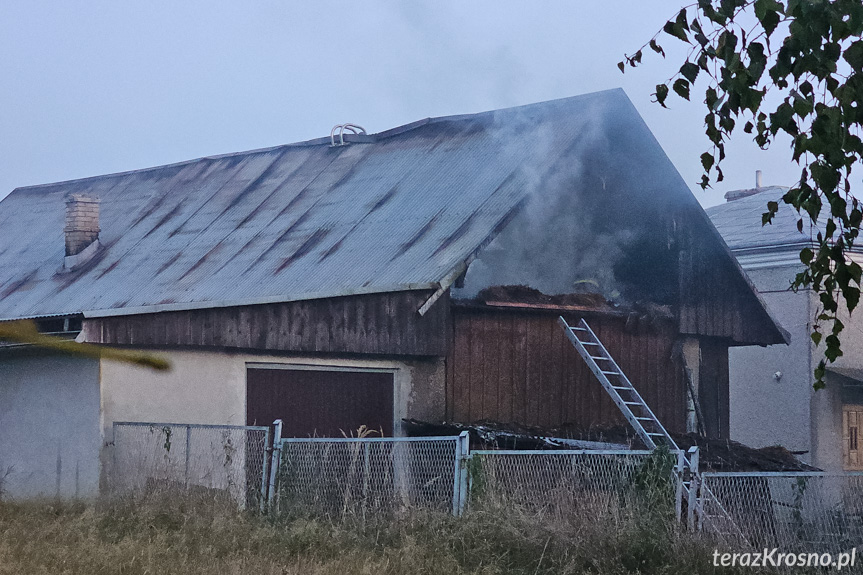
[246, 367, 395, 438]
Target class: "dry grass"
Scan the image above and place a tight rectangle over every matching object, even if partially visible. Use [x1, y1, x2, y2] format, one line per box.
[0, 495, 771, 575]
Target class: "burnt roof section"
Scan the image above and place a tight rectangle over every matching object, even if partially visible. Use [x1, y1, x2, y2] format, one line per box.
[0, 89, 784, 347]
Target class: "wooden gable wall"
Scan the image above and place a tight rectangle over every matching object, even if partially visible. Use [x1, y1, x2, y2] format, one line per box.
[677, 210, 783, 346]
[445, 305, 689, 434]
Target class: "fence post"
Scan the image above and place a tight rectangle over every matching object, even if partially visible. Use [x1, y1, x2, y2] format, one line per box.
[184, 425, 191, 489]
[111, 422, 118, 494]
[267, 419, 283, 511]
[674, 449, 685, 523]
[452, 431, 470, 516]
[259, 427, 271, 513]
[687, 446, 700, 531]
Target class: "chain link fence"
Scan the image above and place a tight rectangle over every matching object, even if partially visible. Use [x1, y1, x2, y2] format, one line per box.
[468, 449, 678, 523]
[106, 421, 863, 561]
[273, 435, 467, 519]
[700, 472, 863, 554]
[112, 422, 270, 508]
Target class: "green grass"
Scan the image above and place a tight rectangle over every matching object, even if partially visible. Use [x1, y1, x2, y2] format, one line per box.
[0, 496, 771, 574]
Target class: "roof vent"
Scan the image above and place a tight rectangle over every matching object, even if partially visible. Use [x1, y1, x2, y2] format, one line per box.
[330, 123, 367, 146]
[63, 193, 100, 270]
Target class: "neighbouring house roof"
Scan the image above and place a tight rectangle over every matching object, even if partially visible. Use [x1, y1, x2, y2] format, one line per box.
[0, 89, 787, 346]
[706, 187, 830, 252]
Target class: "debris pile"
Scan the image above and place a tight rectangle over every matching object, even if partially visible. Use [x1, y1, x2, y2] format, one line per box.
[470, 285, 676, 327]
[403, 419, 817, 472]
[477, 285, 610, 309]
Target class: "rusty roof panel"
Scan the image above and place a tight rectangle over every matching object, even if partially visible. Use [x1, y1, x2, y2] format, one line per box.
[0, 89, 752, 322]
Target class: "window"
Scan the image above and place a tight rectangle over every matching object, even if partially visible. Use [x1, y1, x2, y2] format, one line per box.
[843, 406, 863, 471]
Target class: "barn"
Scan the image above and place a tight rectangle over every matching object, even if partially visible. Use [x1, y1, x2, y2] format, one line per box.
[0, 89, 786, 499]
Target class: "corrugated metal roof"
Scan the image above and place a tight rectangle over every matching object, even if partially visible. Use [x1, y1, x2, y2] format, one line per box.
[0, 88, 784, 333]
[0, 90, 638, 319]
[705, 187, 833, 251]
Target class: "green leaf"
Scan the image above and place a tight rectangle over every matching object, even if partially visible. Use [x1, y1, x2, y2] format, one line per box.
[663, 17, 689, 42]
[760, 7, 782, 37]
[649, 39, 665, 57]
[654, 83, 669, 107]
[844, 40, 863, 72]
[675, 8, 690, 32]
[746, 42, 767, 80]
[0, 321, 171, 371]
[680, 61, 699, 83]
[800, 247, 814, 264]
[700, 152, 714, 172]
[844, 286, 860, 312]
[672, 78, 691, 100]
[617, 61, 625, 73]
[811, 331, 822, 346]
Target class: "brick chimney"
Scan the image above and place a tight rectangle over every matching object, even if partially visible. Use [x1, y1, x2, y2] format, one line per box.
[64, 193, 100, 257]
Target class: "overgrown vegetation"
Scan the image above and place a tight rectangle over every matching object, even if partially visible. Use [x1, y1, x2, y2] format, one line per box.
[0, 493, 774, 574]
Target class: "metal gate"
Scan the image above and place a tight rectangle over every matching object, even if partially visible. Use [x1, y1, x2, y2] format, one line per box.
[268, 427, 469, 518]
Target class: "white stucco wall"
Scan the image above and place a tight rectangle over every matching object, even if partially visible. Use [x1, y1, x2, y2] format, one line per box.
[728, 263, 814, 458]
[728, 256, 863, 471]
[0, 345, 445, 500]
[0, 354, 101, 499]
[100, 349, 445, 442]
[98, 348, 445, 502]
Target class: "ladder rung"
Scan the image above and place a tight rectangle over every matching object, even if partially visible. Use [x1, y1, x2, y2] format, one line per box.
[647, 432, 665, 436]
[611, 386, 631, 390]
[623, 401, 643, 406]
[635, 417, 652, 421]
[571, 327, 588, 331]
[600, 370, 620, 375]
[589, 355, 611, 360]
[580, 342, 599, 346]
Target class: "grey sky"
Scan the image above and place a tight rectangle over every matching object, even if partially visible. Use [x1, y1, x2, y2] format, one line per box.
[1, 1, 797, 207]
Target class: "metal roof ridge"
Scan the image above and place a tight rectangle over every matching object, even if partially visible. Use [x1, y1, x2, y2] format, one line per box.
[374, 89, 627, 140]
[9, 89, 627, 194]
[8, 137, 381, 194]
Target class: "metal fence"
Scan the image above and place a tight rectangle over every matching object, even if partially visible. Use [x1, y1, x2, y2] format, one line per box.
[112, 422, 270, 508]
[468, 450, 676, 521]
[272, 433, 468, 518]
[107, 421, 863, 559]
[699, 472, 863, 555]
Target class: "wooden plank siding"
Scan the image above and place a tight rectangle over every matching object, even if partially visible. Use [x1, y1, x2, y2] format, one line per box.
[81, 290, 450, 357]
[699, 338, 730, 439]
[677, 213, 782, 346]
[446, 305, 689, 433]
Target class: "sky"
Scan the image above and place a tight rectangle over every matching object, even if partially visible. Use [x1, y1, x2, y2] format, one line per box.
[0, 1, 800, 208]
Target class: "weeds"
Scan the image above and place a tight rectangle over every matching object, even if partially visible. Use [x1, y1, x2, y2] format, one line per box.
[0, 494, 773, 575]
[0, 464, 12, 501]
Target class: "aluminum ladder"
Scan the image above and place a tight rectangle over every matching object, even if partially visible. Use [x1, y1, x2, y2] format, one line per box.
[559, 316, 747, 539]
[558, 316, 679, 451]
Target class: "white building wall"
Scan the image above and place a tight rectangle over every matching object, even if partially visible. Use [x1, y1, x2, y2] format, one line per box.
[0, 346, 445, 499]
[729, 254, 863, 471]
[99, 349, 445, 478]
[0, 354, 100, 499]
[728, 265, 814, 458]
